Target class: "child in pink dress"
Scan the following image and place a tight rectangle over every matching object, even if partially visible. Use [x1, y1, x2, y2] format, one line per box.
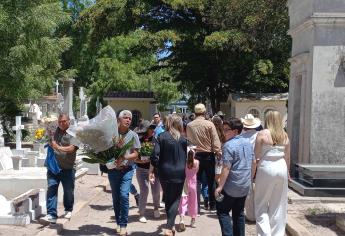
[178, 147, 199, 231]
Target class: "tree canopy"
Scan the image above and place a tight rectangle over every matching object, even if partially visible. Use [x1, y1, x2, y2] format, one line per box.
[69, 0, 290, 112]
[0, 0, 72, 121]
[0, 0, 291, 123]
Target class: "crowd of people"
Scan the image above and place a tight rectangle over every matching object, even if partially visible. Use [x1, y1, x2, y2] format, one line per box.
[39, 103, 290, 236]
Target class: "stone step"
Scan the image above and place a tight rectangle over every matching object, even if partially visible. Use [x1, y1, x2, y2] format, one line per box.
[289, 179, 345, 197]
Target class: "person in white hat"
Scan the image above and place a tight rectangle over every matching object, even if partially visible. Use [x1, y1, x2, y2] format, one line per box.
[241, 114, 261, 147]
[240, 113, 261, 222]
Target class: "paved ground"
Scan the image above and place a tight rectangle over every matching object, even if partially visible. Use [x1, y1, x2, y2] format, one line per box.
[59, 177, 256, 236]
[1, 172, 345, 236]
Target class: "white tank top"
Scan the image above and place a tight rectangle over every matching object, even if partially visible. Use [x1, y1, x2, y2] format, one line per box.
[260, 145, 285, 160]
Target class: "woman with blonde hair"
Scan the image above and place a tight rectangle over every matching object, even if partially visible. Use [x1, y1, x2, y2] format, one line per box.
[254, 110, 290, 236]
[150, 114, 188, 236]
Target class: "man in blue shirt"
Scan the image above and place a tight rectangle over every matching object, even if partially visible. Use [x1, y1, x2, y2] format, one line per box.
[215, 118, 256, 236]
[152, 112, 165, 137]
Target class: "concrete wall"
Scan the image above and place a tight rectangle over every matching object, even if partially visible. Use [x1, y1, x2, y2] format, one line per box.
[106, 100, 155, 121]
[289, 0, 345, 29]
[231, 100, 287, 125]
[288, 0, 313, 29]
[288, 0, 345, 166]
[310, 46, 345, 164]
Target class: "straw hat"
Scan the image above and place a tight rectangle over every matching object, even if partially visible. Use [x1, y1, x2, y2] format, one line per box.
[241, 114, 261, 129]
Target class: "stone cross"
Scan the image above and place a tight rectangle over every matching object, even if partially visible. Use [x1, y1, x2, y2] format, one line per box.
[79, 87, 85, 118]
[96, 97, 101, 114]
[55, 80, 59, 95]
[62, 79, 75, 121]
[12, 116, 24, 150]
[84, 97, 90, 118]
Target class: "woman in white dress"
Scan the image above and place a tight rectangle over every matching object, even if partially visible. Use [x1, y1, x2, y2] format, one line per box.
[254, 110, 290, 236]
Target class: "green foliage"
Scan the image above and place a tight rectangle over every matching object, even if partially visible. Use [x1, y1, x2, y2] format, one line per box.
[0, 0, 72, 126]
[87, 29, 181, 108]
[82, 138, 135, 164]
[0, 0, 291, 124]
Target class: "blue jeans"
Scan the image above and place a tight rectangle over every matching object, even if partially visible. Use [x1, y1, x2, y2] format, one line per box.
[108, 167, 134, 227]
[216, 191, 246, 236]
[130, 184, 138, 195]
[46, 169, 76, 218]
[196, 152, 216, 210]
[201, 171, 209, 200]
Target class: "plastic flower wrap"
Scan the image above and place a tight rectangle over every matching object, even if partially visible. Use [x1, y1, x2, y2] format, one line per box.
[33, 116, 58, 143]
[68, 106, 134, 167]
[41, 115, 58, 139]
[67, 105, 118, 153]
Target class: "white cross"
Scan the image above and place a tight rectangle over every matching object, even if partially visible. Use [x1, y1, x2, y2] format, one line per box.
[55, 80, 59, 95]
[12, 116, 24, 150]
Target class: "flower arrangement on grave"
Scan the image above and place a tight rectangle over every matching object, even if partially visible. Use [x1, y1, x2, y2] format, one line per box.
[34, 127, 46, 142]
[139, 140, 154, 161]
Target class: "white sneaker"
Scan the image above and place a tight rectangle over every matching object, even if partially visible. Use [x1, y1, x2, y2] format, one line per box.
[39, 214, 57, 225]
[64, 211, 72, 219]
[139, 216, 147, 223]
[153, 209, 160, 218]
[191, 218, 196, 228]
[159, 202, 165, 208]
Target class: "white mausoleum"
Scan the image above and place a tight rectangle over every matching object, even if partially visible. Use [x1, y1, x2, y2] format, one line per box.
[222, 93, 288, 124]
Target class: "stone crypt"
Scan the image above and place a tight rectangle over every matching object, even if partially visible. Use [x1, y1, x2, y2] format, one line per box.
[287, 0, 345, 196]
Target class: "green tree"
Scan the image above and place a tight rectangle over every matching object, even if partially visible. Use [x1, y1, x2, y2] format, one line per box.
[89, 30, 181, 108]
[72, 1, 182, 111]
[0, 1, 72, 124]
[66, 0, 291, 113]
[154, 0, 291, 112]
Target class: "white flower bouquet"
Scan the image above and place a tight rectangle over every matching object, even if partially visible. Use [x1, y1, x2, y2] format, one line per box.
[67, 106, 133, 168]
[67, 105, 118, 153]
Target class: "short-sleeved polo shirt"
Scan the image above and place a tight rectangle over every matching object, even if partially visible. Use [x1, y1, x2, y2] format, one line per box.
[222, 135, 254, 197]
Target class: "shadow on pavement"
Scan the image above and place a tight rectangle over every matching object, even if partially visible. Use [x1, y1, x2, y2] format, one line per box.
[59, 224, 116, 235]
[130, 224, 164, 236]
[89, 204, 113, 211]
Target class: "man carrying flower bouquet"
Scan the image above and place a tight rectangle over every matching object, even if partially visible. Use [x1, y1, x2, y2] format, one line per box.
[39, 113, 79, 225]
[108, 110, 141, 236]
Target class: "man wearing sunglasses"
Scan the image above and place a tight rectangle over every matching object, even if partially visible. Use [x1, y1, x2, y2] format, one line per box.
[40, 113, 79, 225]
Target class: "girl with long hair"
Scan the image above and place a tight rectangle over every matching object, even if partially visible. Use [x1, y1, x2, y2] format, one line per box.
[254, 110, 290, 236]
[178, 146, 199, 231]
[150, 114, 188, 236]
